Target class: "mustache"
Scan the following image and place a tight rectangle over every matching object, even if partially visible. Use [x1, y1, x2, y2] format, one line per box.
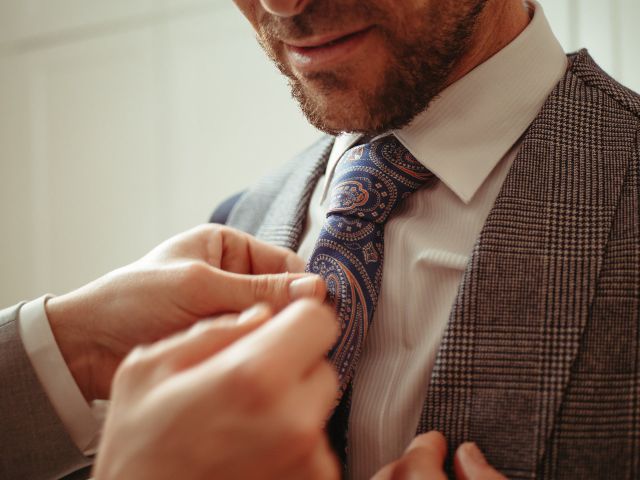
[257, 0, 387, 42]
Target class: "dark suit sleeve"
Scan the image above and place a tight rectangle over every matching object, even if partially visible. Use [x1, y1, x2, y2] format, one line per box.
[0, 304, 91, 479]
[209, 191, 245, 225]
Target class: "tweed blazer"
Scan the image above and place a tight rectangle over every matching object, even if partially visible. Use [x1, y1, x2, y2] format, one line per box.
[223, 51, 640, 479]
[0, 304, 92, 479]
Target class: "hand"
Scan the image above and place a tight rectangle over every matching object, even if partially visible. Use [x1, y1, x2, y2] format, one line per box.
[372, 431, 506, 480]
[46, 224, 326, 400]
[93, 300, 341, 480]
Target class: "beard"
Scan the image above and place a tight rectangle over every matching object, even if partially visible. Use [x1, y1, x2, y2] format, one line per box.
[255, 0, 488, 136]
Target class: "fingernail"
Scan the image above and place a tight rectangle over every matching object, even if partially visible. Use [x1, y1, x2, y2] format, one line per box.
[464, 443, 487, 466]
[285, 255, 306, 273]
[289, 276, 320, 300]
[238, 304, 269, 324]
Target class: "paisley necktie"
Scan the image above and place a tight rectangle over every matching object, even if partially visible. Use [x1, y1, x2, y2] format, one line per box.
[306, 135, 437, 395]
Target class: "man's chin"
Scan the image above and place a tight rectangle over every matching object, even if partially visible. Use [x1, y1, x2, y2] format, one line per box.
[291, 85, 379, 135]
[298, 101, 373, 136]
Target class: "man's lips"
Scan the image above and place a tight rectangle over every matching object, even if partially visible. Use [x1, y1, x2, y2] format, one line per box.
[282, 27, 375, 71]
[283, 27, 373, 49]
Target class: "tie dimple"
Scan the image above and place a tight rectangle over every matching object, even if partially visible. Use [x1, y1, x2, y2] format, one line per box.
[306, 135, 437, 395]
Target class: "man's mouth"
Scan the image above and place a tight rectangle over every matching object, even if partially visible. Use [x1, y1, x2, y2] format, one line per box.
[282, 27, 375, 72]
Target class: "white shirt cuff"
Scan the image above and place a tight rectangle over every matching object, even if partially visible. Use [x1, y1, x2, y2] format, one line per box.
[18, 296, 105, 456]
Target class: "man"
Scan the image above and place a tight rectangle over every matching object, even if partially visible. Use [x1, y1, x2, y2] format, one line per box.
[0, 224, 328, 478]
[216, 0, 640, 478]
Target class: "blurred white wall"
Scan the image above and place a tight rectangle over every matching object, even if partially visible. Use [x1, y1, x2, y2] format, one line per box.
[0, 0, 639, 307]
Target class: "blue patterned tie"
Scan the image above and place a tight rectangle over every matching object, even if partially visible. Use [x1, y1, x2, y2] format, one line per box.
[307, 135, 437, 395]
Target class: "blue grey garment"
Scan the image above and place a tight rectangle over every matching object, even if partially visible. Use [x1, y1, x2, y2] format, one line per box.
[0, 304, 92, 479]
[225, 50, 640, 480]
[227, 134, 334, 245]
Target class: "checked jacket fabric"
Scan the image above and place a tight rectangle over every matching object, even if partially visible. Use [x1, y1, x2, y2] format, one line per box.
[306, 136, 437, 396]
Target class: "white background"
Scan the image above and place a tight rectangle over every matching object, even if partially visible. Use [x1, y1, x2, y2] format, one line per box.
[1, 0, 639, 306]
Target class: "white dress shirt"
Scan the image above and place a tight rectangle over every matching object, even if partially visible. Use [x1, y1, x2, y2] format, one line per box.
[17, 0, 566, 472]
[297, 2, 567, 478]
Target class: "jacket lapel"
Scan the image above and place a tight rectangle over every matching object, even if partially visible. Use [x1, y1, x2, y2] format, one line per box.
[255, 136, 334, 250]
[418, 51, 634, 479]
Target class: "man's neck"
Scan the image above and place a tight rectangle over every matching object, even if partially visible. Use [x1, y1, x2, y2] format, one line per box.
[445, 0, 532, 88]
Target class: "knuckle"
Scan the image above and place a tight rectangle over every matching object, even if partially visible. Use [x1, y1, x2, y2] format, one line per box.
[224, 361, 276, 410]
[122, 345, 149, 367]
[116, 346, 152, 382]
[250, 276, 269, 300]
[179, 262, 211, 288]
[209, 223, 235, 241]
[191, 223, 216, 235]
[201, 223, 219, 234]
[209, 223, 229, 234]
[252, 274, 286, 301]
[280, 250, 304, 273]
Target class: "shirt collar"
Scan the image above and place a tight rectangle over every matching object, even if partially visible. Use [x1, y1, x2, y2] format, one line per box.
[321, 0, 567, 204]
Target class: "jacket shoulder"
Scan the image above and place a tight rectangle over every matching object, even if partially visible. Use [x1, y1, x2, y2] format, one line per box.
[569, 50, 640, 120]
[223, 135, 334, 236]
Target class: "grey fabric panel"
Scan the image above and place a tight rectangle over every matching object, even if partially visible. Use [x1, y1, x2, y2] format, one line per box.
[541, 142, 640, 478]
[0, 304, 91, 480]
[228, 135, 334, 249]
[417, 50, 640, 479]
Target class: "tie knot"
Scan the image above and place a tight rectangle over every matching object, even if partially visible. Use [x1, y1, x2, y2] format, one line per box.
[327, 136, 436, 223]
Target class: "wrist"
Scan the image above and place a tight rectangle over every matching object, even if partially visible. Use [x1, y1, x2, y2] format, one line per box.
[46, 294, 98, 401]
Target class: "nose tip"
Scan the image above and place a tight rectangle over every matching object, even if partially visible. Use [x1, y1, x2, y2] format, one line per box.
[260, 0, 308, 17]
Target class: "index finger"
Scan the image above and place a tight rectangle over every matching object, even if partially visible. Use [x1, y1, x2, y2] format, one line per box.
[244, 231, 306, 274]
[154, 224, 305, 275]
[215, 226, 306, 274]
[212, 299, 339, 383]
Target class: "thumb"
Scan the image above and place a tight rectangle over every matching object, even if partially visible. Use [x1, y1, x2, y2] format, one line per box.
[454, 443, 506, 480]
[216, 271, 327, 311]
[371, 431, 448, 480]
